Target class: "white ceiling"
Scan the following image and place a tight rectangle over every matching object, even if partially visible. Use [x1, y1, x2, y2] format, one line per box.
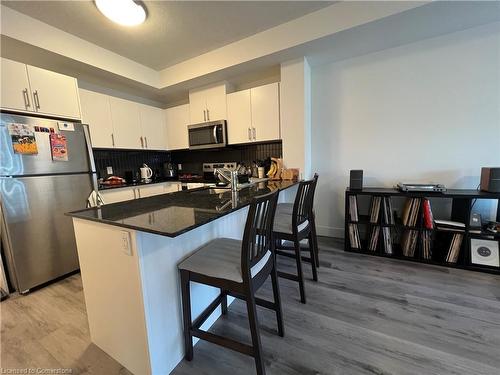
[1, 0, 331, 70]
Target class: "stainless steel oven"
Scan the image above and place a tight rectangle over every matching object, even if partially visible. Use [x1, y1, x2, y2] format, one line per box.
[188, 120, 227, 150]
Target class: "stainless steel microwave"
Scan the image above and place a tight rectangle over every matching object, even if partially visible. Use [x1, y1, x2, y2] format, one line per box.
[188, 120, 227, 150]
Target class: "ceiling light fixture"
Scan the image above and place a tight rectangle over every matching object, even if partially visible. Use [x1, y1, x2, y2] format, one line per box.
[95, 0, 147, 27]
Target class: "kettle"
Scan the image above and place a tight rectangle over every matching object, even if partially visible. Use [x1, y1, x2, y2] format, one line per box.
[163, 162, 177, 178]
[140, 164, 153, 181]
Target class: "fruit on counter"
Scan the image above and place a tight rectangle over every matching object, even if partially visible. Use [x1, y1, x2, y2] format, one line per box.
[267, 157, 284, 180]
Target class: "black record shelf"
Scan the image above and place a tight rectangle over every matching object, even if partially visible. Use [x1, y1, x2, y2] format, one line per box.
[344, 187, 500, 275]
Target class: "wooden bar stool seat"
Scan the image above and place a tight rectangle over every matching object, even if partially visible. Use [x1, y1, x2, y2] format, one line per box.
[178, 191, 283, 375]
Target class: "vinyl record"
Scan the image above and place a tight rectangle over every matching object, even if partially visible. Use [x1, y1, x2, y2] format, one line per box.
[470, 239, 499, 267]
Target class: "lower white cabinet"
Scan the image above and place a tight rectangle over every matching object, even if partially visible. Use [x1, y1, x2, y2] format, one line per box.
[100, 188, 136, 204]
[100, 182, 181, 204]
[137, 184, 166, 198]
[165, 104, 190, 150]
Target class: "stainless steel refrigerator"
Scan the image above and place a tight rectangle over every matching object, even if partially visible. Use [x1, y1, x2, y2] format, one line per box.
[0, 112, 97, 293]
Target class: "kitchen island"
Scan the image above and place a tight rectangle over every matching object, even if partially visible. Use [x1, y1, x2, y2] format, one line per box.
[67, 180, 298, 375]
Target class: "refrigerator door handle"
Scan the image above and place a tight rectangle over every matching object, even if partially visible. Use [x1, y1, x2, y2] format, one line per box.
[82, 124, 96, 174]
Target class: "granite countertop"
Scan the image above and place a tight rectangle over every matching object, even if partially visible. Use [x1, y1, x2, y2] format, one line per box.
[68, 180, 299, 237]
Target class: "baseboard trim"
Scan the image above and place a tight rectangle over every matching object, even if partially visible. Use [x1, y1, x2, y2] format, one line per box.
[317, 225, 344, 238]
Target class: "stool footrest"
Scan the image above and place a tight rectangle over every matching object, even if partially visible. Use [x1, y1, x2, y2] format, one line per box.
[191, 328, 254, 356]
[275, 250, 313, 264]
[193, 293, 224, 330]
[226, 291, 278, 312]
[277, 271, 299, 282]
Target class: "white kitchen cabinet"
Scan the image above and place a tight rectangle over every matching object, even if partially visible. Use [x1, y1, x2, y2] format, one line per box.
[79, 89, 114, 148]
[138, 184, 165, 198]
[251, 82, 280, 142]
[227, 90, 252, 144]
[226, 82, 280, 145]
[189, 83, 227, 124]
[109, 97, 142, 149]
[164, 182, 181, 193]
[139, 104, 167, 150]
[1, 58, 81, 120]
[100, 188, 136, 204]
[1, 58, 31, 112]
[165, 104, 190, 150]
[26, 65, 81, 120]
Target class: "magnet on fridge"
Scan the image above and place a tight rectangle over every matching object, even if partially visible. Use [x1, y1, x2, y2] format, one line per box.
[58, 122, 75, 131]
[34, 126, 40, 132]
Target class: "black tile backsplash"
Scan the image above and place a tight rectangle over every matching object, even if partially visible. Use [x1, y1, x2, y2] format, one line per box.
[172, 141, 282, 174]
[93, 140, 282, 178]
[93, 149, 172, 179]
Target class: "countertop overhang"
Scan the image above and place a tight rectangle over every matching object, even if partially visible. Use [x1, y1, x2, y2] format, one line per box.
[67, 180, 299, 238]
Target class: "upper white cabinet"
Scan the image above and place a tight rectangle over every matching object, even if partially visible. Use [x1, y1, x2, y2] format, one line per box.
[226, 82, 280, 144]
[139, 104, 167, 150]
[165, 104, 190, 150]
[79, 91, 167, 150]
[109, 97, 143, 149]
[251, 83, 280, 142]
[227, 89, 252, 144]
[1, 58, 32, 112]
[189, 83, 227, 124]
[26, 65, 81, 120]
[79, 89, 114, 148]
[1, 58, 81, 120]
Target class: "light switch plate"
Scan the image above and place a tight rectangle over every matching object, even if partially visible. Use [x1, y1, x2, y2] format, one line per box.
[106, 166, 113, 175]
[120, 231, 132, 256]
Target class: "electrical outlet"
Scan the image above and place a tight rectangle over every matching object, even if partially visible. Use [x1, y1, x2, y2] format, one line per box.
[106, 166, 113, 175]
[120, 231, 132, 256]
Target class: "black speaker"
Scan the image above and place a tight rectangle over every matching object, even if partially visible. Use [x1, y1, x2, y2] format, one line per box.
[350, 170, 363, 190]
[480, 167, 500, 193]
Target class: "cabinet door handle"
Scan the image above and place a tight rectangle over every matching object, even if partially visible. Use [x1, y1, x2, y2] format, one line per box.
[22, 89, 31, 109]
[248, 128, 252, 140]
[252, 127, 256, 141]
[145, 137, 148, 148]
[203, 110, 206, 122]
[140, 136, 144, 148]
[206, 109, 210, 121]
[33, 90, 41, 110]
[111, 133, 115, 147]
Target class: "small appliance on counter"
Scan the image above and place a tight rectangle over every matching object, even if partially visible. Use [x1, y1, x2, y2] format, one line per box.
[163, 162, 177, 178]
[140, 163, 153, 182]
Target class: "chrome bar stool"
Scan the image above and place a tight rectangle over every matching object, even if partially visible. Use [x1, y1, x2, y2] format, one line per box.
[273, 175, 319, 304]
[178, 191, 283, 375]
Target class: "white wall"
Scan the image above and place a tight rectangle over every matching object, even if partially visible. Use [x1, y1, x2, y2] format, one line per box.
[280, 58, 312, 179]
[311, 22, 500, 237]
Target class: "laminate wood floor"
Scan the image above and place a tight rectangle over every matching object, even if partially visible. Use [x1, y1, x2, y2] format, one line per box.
[2, 237, 500, 375]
